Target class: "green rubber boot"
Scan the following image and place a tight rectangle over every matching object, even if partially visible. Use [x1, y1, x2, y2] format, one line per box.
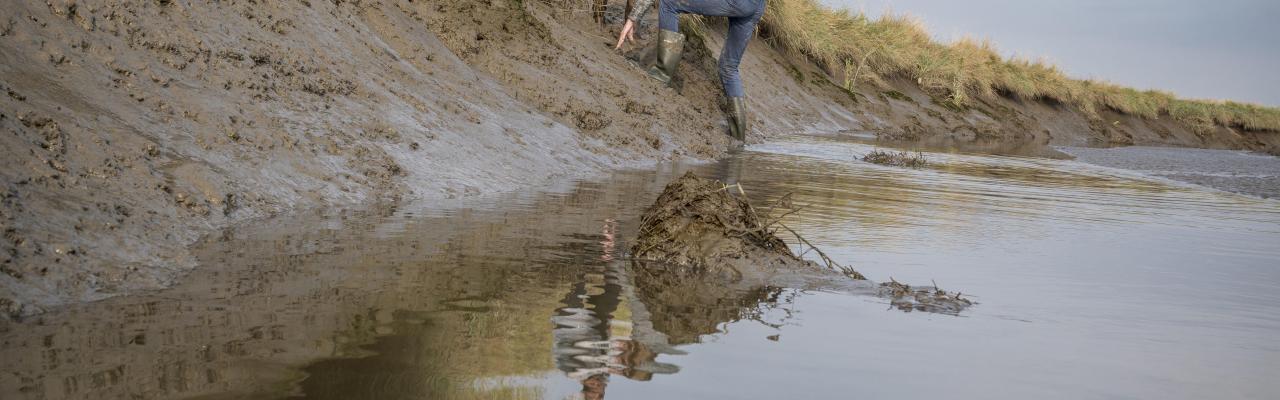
[727, 97, 748, 141]
[646, 29, 685, 86]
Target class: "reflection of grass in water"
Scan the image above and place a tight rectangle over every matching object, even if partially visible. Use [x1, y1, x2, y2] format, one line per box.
[861, 149, 927, 168]
[452, 296, 562, 372]
[346, 286, 571, 399]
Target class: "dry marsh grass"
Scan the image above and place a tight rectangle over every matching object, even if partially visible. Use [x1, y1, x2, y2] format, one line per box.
[758, 0, 1280, 131]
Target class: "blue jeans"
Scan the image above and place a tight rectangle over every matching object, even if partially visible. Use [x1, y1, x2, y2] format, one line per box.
[658, 0, 765, 98]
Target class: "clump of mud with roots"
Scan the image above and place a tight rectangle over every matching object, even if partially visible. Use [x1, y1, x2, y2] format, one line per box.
[629, 172, 972, 314]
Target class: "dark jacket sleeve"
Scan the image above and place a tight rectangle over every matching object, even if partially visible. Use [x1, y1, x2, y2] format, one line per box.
[629, 0, 656, 23]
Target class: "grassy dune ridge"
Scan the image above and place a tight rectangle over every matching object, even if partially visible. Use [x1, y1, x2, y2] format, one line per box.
[739, 0, 1280, 132]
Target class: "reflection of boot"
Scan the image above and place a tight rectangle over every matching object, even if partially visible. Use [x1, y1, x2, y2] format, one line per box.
[646, 29, 685, 86]
[727, 96, 748, 141]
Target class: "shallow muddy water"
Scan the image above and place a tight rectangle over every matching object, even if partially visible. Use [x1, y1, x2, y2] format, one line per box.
[3, 135, 1279, 399]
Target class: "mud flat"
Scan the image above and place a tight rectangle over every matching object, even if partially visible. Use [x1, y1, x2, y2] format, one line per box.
[1060, 146, 1280, 199]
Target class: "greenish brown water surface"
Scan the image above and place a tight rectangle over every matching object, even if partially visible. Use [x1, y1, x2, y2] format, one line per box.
[3, 135, 1279, 399]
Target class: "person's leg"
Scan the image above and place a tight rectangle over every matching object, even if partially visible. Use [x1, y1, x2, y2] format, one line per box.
[719, 1, 764, 97]
[719, 0, 763, 140]
[648, 0, 759, 87]
[657, 0, 682, 32]
[658, 0, 755, 32]
[647, 0, 761, 139]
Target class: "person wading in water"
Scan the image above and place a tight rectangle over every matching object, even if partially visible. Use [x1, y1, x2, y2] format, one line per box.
[615, 0, 766, 141]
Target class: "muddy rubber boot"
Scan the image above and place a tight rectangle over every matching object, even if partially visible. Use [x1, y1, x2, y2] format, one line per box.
[727, 97, 748, 141]
[646, 29, 685, 86]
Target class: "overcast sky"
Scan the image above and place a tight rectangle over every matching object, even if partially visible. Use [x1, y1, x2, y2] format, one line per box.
[822, 0, 1280, 106]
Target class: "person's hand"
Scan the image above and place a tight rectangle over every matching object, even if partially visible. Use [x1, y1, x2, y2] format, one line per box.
[615, 19, 637, 49]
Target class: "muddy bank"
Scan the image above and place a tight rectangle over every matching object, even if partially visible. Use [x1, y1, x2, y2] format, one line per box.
[2, 0, 1275, 317]
[0, 0, 605, 316]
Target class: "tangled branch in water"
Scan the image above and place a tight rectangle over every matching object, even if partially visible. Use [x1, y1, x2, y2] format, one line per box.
[862, 149, 928, 168]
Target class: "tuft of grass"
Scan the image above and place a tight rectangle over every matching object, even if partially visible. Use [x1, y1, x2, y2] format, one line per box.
[862, 149, 927, 168]
[758, 0, 1280, 131]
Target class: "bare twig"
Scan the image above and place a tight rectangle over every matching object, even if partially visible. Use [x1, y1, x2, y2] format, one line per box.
[768, 205, 803, 225]
[776, 222, 866, 280]
[760, 192, 794, 219]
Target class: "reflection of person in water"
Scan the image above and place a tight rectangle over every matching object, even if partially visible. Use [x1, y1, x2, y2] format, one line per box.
[600, 218, 617, 262]
[580, 373, 609, 400]
[553, 217, 802, 397]
[550, 220, 680, 397]
[551, 218, 662, 399]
